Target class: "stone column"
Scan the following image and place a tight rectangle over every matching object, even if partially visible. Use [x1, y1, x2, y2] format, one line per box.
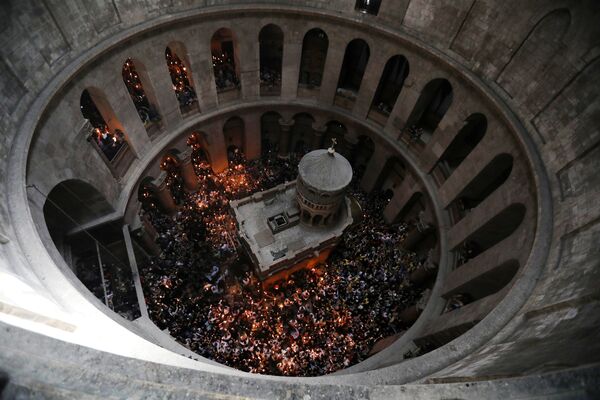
[360, 143, 391, 193]
[281, 24, 302, 100]
[312, 124, 327, 150]
[180, 149, 199, 192]
[342, 131, 360, 164]
[409, 250, 438, 286]
[383, 175, 419, 224]
[399, 289, 430, 324]
[238, 24, 260, 101]
[137, 214, 161, 256]
[352, 49, 387, 119]
[205, 123, 229, 173]
[243, 113, 262, 161]
[278, 118, 295, 158]
[95, 74, 150, 158]
[402, 212, 434, 250]
[383, 63, 430, 138]
[187, 26, 218, 111]
[153, 173, 177, 216]
[140, 43, 183, 130]
[420, 107, 466, 173]
[318, 35, 346, 105]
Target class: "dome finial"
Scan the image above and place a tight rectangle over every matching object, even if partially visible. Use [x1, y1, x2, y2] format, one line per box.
[328, 138, 337, 155]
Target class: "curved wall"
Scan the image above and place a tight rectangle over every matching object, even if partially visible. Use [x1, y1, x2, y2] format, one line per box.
[1, 0, 599, 394]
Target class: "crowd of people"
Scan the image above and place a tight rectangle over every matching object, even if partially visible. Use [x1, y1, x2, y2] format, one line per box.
[138, 149, 425, 376]
[213, 52, 240, 91]
[77, 256, 141, 321]
[122, 58, 162, 126]
[166, 47, 198, 110]
[90, 126, 126, 161]
[260, 68, 282, 90]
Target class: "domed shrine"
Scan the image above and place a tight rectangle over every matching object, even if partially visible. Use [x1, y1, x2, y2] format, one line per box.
[231, 141, 354, 282]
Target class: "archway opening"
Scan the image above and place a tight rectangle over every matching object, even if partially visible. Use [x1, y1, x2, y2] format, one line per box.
[434, 113, 487, 182]
[448, 153, 513, 223]
[211, 28, 241, 99]
[335, 39, 370, 109]
[165, 44, 198, 114]
[406, 79, 453, 144]
[259, 24, 284, 96]
[122, 58, 162, 136]
[368, 55, 409, 124]
[298, 28, 328, 90]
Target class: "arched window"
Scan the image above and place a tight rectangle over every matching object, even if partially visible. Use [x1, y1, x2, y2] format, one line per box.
[454, 204, 526, 266]
[298, 28, 328, 88]
[259, 24, 284, 96]
[375, 156, 407, 195]
[355, 0, 382, 15]
[291, 113, 315, 155]
[160, 150, 185, 205]
[448, 153, 513, 223]
[434, 113, 487, 181]
[44, 180, 140, 320]
[261, 111, 282, 155]
[223, 116, 245, 163]
[369, 55, 409, 123]
[443, 260, 520, 305]
[211, 28, 240, 97]
[122, 58, 162, 135]
[406, 79, 453, 144]
[80, 88, 127, 163]
[165, 44, 197, 114]
[187, 132, 212, 175]
[353, 135, 375, 174]
[335, 39, 370, 109]
[138, 176, 158, 212]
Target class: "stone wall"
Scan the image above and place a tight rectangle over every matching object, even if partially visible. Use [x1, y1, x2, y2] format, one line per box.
[0, 0, 599, 390]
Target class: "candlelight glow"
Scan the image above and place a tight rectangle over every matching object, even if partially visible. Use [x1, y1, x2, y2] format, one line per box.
[138, 148, 425, 376]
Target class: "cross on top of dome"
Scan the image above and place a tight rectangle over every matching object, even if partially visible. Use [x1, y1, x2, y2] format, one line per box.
[328, 138, 337, 155]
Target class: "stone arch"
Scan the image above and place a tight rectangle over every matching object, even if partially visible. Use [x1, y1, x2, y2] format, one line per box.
[448, 153, 514, 221]
[261, 111, 282, 155]
[137, 176, 157, 203]
[454, 204, 526, 266]
[497, 9, 571, 105]
[298, 28, 329, 87]
[211, 27, 241, 93]
[291, 112, 315, 154]
[434, 113, 487, 180]
[160, 149, 182, 171]
[165, 42, 198, 114]
[398, 191, 425, 222]
[369, 55, 409, 120]
[533, 55, 600, 143]
[336, 39, 370, 96]
[121, 57, 161, 134]
[444, 260, 520, 305]
[353, 135, 375, 173]
[187, 131, 213, 176]
[80, 88, 128, 162]
[223, 116, 245, 162]
[406, 78, 453, 144]
[375, 156, 406, 195]
[43, 179, 114, 253]
[259, 24, 284, 96]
